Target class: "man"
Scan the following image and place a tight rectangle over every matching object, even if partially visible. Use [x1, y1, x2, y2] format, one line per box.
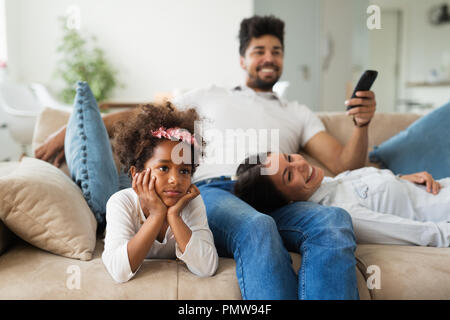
[36, 15, 376, 299]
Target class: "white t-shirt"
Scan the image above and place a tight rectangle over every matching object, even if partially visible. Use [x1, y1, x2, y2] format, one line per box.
[172, 85, 325, 183]
[102, 188, 219, 283]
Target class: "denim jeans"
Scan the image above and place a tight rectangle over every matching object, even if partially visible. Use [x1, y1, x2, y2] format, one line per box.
[65, 82, 132, 233]
[196, 178, 359, 300]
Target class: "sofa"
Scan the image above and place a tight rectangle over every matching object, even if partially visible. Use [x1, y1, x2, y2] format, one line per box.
[1, 106, 449, 300]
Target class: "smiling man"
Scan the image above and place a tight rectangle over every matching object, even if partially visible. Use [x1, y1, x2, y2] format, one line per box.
[240, 33, 283, 91]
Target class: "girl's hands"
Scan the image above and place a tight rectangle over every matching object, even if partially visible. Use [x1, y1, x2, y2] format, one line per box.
[167, 184, 200, 219]
[132, 168, 167, 218]
[400, 171, 441, 194]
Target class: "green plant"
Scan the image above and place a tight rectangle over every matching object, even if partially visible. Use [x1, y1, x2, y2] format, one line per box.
[54, 16, 119, 104]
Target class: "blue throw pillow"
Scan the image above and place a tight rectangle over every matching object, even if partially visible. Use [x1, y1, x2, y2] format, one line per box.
[369, 100, 450, 179]
[65, 81, 119, 233]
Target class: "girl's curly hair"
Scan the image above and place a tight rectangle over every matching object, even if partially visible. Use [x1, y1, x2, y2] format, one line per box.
[112, 102, 203, 176]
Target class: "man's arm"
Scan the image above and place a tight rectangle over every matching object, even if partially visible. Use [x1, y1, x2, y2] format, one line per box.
[34, 108, 135, 167]
[303, 90, 376, 175]
[304, 127, 368, 175]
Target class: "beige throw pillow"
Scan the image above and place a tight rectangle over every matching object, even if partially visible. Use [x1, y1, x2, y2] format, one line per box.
[0, 157, 97, 260]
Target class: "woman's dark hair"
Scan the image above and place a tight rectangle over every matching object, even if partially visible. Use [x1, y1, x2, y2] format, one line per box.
[234, 152, 289, 213]
[112, 102, 203, 176]
[238, 15, 285, 56]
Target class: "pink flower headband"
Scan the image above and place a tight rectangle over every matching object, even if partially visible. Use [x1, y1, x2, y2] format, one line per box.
[150, 127, 199, 148]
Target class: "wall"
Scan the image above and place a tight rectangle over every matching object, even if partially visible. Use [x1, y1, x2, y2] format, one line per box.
[5, 0, 253, 101]
[254, 0, 321, 110]
[318, 0, 355, 111]
[369, 0, 450, 111]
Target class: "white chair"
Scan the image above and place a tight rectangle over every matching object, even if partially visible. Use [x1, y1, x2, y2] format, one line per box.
[29, 82, 72, 111]
[0, 82, 44, 155]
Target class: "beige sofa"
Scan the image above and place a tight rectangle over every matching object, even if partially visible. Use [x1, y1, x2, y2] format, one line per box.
[1, 107, 449, 300]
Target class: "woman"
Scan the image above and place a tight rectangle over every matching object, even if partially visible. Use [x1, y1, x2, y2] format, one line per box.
[234, 152, 450, 247]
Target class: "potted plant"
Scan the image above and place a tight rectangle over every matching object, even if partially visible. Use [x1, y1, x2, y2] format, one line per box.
[54, 16, 119, 104]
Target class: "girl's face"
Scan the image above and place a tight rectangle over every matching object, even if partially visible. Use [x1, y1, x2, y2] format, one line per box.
[266, 153, 324, 202]
[135, 140, 193, 207]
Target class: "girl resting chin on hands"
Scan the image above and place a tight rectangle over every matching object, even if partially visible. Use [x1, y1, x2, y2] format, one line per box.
[102, 102, 218, 283]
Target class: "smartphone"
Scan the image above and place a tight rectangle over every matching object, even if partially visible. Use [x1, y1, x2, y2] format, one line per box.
[347, 70, 378, 110]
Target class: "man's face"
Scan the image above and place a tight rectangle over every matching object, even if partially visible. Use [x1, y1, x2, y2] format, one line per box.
[240, 34, 284, 92]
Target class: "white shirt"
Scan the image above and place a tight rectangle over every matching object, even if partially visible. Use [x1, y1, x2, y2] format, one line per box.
[309, 167, 410, 213]
[308, 167, 450, 247]
[172, 85, 325, 183]
[102, 188, 219, 283]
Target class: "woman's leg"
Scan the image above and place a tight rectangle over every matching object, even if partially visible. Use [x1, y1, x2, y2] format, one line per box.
[270, 201, 359, 300]
[65, 82, 119, 233]
[197, 180, 298, 300]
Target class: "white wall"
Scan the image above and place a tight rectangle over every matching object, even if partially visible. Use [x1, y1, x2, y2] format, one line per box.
[5, 0, 253, 101]
[319, 0, 355, 111]
[370, 0, 450, 111]
[0, 0, 7, 62]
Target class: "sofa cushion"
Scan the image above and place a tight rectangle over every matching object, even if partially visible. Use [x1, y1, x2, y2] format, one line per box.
[0, 239, 183, 299]
[355, 244, 450, 299]
[0, 157, 97, 261]
[0, 237, 372, 299]
[369, 101, 450, 179]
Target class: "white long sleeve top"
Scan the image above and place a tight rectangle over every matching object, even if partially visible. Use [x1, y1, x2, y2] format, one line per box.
[308, 167, 450, 247]
[102, 188, 219, 283]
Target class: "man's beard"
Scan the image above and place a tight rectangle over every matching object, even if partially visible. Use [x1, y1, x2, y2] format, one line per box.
[251, 76, 279, 91]
[248, 64, 281, 91]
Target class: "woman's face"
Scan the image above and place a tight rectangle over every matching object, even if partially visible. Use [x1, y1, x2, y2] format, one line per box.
[136, 140, 193, 207]
[266, 153, 324, 202]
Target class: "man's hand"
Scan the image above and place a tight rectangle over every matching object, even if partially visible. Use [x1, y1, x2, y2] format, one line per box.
[345, 91, 376, 127]
[167, 184, 200, 219]
[132, 168, 167, 218]
[34, 126, 66, 167]
[400, 171, 441, 194]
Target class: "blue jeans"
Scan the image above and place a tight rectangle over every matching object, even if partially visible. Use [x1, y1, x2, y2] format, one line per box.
[196, 178, 359, 300]
[64, 82, 131, 233]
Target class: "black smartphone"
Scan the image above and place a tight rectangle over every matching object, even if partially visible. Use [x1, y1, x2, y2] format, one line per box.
[347, 70, 378, 110]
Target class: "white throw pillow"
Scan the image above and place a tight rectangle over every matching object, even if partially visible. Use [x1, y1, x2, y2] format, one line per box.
[0, 157, 97, 260]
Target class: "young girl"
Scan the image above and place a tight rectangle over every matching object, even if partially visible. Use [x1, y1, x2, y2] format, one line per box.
[234, 152, 450, 247]
[102, 102, 218, 283]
